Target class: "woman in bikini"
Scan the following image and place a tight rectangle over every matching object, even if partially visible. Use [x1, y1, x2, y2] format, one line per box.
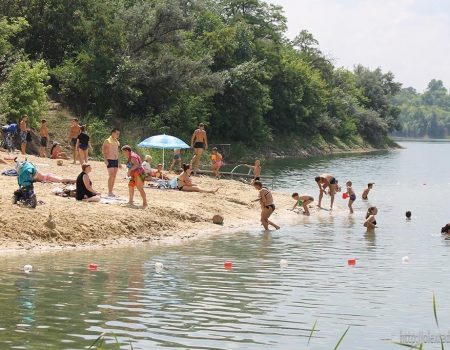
[75, 125, 92, 165]
[177, 163, 218, 193]
[190, 123, 208, 175]
[121, 145, 147, 208]
[364, 206, 378, 231]
[253, 180, 280, 230]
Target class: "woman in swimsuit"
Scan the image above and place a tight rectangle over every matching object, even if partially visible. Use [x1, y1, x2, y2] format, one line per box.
[75, 125, 92, 165]
[121, 145, 148, 208]
[50, 142, 69, 160]
[211, 147, 223, 178]
[177, 163, 218, 193]
[76, 164, 100, 202]
[364, 206, 378, 231]
[253, 180, 280, 230]
[190, 123, 208, 175]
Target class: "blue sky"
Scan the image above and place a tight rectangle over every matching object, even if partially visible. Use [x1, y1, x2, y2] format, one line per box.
[267, 0, 450, 91]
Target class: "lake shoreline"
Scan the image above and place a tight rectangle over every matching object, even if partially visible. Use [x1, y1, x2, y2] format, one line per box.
[0, 154, 297, 255]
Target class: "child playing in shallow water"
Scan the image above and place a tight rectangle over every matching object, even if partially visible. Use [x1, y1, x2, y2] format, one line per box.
[346, 180, 356, 214]
[362, 183, 374, 200]
[291, 193, 314, 215]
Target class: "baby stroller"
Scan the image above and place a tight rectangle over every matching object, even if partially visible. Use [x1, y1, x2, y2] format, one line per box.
[12, 160, 38, 208]
[1, 123, 17, 153]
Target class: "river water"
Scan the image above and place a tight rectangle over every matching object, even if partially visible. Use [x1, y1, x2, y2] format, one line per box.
[1, 141, 449, 349]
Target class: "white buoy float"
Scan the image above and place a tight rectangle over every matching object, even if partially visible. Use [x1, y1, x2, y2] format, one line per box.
[23, 265, 33, 273]
[155, 262, 164, 272]
[402, 256, 409, 264]
[280, 259, 289, 268]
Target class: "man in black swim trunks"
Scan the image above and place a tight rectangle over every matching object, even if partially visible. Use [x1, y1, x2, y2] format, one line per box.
[315, 173, 338, 209]
[102, 128, 121, 197]
[190, 122, 208, 175]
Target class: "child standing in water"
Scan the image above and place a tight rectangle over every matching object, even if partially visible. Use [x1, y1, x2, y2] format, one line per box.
[362, 183, 374, 200]
[346, 180, 356, 214]
[291, 193, 314, 215]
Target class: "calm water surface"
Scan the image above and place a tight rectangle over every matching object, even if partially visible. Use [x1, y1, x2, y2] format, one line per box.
[1, 142, 450, 349]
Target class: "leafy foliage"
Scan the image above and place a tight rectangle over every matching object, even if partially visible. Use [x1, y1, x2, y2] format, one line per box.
[0, 0, 402, 150]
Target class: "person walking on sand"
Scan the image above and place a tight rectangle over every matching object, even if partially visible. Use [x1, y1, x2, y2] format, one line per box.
[76, 164, 100, 202]
[39, 119, 49, 158]
[19, 115, 29, 155]
[102, 128, 121, 197]
[122, 145, 147, 208]
[291, 193, 314, 216]
[362, 183, 374, 200]
[211, 147, 223, 178]
[315, 174, 338, 209]
[252, 180, 280, 231]
[177, 163, 218, 193]
[68, 118, 81, 164]
[346, 180, 356, 214]
[75, 125, 92, 165]
[364, 207, 378, 231]
[169, 148, 182, 172]
[191, 123, 208, 175]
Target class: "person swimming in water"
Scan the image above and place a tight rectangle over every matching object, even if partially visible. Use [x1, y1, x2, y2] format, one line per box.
[291, 193, 314, 215]
[364, 206, 378, 231]
[346, 180, 356, 214]
[315, 174, 338, 209]
[252, 180, 280, 231]
[362, 183, 374, 200]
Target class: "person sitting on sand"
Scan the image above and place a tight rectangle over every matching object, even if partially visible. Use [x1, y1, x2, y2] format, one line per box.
[211, 147, 223, 178]
[153, 164, 170, 180]
[315, 173, 338, 209]
[50, 142, 69, 160]
[364, 207, 378, 231]
[177, 163, 218, 193]
[122, 145, 148, 208]
[441, 224, 450, 235]
[76, 164, 100, 202]
[362, 183, 374, 200]
[346, 180, 356, 214]
[252, 180, 280, 231]
[142, 155, 152, 175]
[291, 193, 314, 216]
[245, 159, 261, 182]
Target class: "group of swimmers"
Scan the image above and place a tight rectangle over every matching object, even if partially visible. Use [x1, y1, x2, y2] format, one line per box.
[252, 173, 378, 231]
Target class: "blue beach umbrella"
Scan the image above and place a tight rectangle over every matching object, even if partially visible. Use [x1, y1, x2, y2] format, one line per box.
[137, 134, 190, 168]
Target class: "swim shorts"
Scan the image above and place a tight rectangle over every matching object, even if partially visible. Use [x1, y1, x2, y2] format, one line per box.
[71, 138, 78, 147]
[194, 142, 204, 149]
[40, 137, 48, 147]
[107, 159, 119, 168]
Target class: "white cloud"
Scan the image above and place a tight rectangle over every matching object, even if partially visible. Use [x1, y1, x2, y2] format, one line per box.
[267, 0, 450, 91]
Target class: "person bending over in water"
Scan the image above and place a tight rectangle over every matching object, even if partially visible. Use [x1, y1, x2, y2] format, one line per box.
[177, 163, 218, 193]
[76, 164, 100, 202]
[364, 207, 378, 231]
[291, 193, 314, 216]
[252, 180, 280, 231]
[362, 183, 374, 200]
[346, 180, 356, 214]
[315, 174, 337, 209]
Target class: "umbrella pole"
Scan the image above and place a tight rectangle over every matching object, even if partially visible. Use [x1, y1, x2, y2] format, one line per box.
[163, 148, 165, 170]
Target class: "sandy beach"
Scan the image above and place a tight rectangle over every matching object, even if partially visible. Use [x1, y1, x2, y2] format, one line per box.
[0, 153, 300, 253]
